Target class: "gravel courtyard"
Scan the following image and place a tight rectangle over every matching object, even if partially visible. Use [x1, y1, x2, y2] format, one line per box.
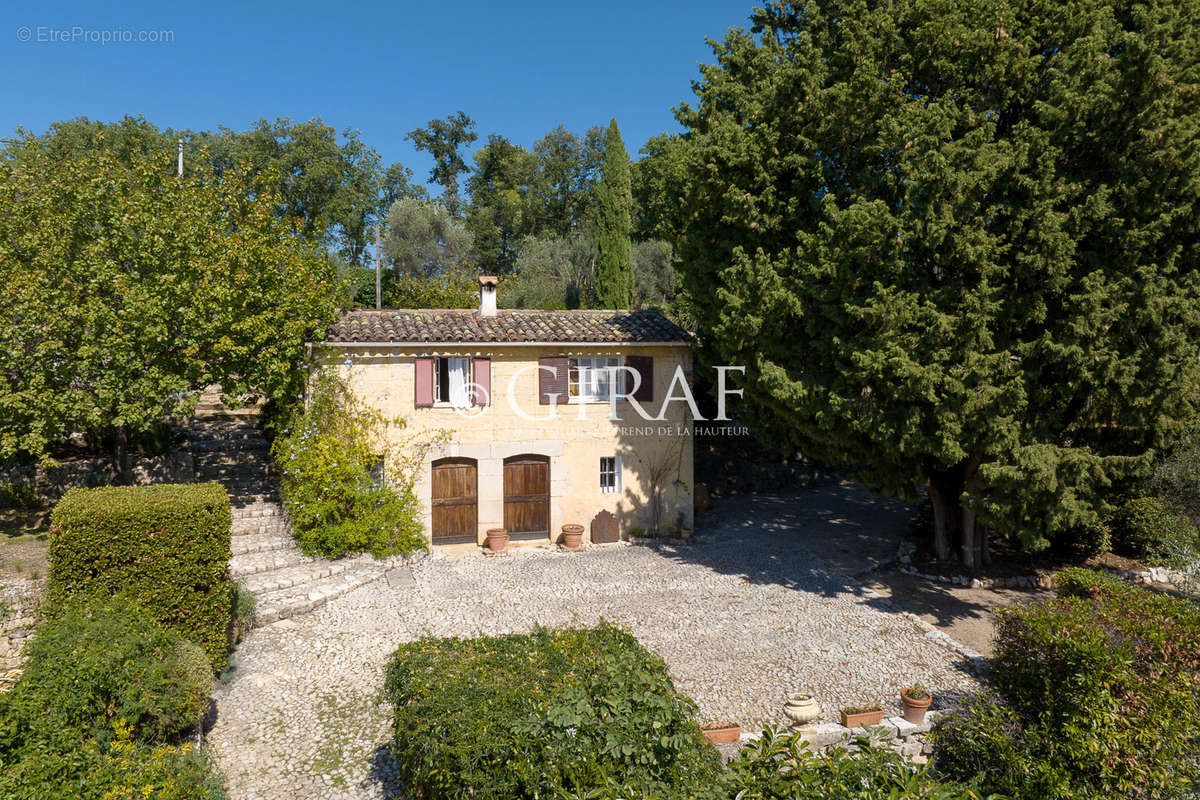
[207, 482, 981, 800]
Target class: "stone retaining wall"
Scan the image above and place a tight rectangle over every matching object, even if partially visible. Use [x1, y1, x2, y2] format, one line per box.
[0, 592, 41, 672]
[0, 454, 194, 505]
[895, 538, 1197, 591]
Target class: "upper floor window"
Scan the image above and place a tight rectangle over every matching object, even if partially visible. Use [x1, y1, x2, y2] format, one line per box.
[435, 357, 472, 408]
[569, 356, 620, 403]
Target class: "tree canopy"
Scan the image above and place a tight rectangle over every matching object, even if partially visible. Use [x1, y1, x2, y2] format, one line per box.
[406, 111, 478, 217]
[382, 197, 474, 279]
[7, 115, 423, 269]
[665, 0, 1200, 565]
[0, 138, 341, 472]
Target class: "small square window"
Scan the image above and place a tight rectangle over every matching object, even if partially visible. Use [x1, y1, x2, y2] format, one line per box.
[600, 456, 619, 493]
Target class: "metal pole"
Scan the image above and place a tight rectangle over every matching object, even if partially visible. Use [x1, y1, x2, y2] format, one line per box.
[375, 223, 382, 309]
[177, 139, 184, 177]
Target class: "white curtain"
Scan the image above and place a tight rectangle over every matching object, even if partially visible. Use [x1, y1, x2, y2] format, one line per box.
[448, 357, 471, 408]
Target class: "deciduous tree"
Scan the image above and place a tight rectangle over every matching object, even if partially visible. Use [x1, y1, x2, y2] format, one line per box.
[406, 111, 478, 217]
[382, 197, 474, 278]
[0, 140, 340, 477]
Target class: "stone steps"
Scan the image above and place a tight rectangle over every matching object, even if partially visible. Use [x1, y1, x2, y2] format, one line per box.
[249, 558, 390, 626]
[229, 548, 311, 577]
[200, 474, 273, 490]
[194, 452, 270, 467]
[231, 531, 295, 556]
[229, 500, 284, 518]
[231, 516, 290, 534]
[240, 560, 353, 595]
[196, 460, 271, 474]
[187, 436, 270, 451]
[182, 401, 390, 631]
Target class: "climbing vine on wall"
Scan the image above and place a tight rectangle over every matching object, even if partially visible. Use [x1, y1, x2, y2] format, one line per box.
[272, 367, 443, 559]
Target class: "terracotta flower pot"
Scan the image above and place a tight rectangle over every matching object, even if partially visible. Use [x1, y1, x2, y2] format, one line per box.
[560, 524, 584, 551]
[900, 688, 933, 724]
[701, 722, 741, 744]
[485, 528, 508, 553]
[840, 706, 884, 728]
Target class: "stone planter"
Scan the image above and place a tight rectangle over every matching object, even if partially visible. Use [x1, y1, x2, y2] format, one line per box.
[485, 528, 509, 553]
[783, 692, 821, 728]
[701, 722, 741, 744]
[900, 688, 933, 724]
[840, 706, 884, 728]
[560, 524, 584, 551]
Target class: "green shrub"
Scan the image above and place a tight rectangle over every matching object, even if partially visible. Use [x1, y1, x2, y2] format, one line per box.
[0, 480, 39, 509]
[274, 371, 426, 559]
[1110, 495, 1199, 566]
[383, 623, 722, 799]
[932, 570, 1200, 799]
[716, 727, 998, 800]
[47, 483, 233, 670]
[0, 601, 211, 748]
[231, 580, 256, 645]
[0, 719, 228, 800]
[1150, 425, 1200, 526]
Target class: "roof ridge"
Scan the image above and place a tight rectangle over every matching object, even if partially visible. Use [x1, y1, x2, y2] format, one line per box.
[328, 307, 690, 345]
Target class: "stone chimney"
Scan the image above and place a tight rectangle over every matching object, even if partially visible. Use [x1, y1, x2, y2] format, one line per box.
[478, 275, 499, 317]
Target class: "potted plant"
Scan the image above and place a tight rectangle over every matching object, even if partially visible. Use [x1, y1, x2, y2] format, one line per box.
[783, 692, 821, 728]
[560, 524, 584, 551]
[900, 685, 933, 724]
[839, 704, 884, 728]
[700, 721, 741, 744]
[485, 528, 509, 553]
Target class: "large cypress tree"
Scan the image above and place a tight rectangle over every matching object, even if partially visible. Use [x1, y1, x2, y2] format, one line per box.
[594, 118, 635, 308]
[669, 0, 1200, 565]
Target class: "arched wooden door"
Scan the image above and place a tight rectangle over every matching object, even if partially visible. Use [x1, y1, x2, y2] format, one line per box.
[503, 454, 550, 540]
[431, 457, 477, 544]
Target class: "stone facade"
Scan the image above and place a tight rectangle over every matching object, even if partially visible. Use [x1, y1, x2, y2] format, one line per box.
[332, 343, 694, 546]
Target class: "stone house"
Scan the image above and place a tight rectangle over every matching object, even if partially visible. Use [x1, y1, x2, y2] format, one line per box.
[323, 277, 695, 547]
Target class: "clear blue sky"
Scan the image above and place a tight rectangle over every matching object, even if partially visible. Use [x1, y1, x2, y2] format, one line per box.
[3, 0, 753, 179]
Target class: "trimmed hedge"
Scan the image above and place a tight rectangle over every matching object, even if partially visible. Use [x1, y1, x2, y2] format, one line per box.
[48, 483, 233, 670]
[932, 568, 1200, 799]
[383, 623, 722, 799]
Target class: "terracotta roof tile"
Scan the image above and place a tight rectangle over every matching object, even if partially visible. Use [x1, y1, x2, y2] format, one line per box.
[327, 308, 691, 344]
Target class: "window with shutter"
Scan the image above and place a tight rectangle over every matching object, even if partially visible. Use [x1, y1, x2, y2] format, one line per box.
[625, 355, 654, 402]
[538, 357, 568, 405]
[472, 358, 490, 406]
[414, 358, 434, 407]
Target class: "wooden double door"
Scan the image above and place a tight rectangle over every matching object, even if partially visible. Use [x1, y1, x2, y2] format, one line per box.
[431, 457, 477, 544]
[503, 455, 550, 540]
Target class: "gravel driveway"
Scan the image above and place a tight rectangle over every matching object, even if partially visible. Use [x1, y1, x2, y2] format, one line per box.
[207, 482, 981, 800]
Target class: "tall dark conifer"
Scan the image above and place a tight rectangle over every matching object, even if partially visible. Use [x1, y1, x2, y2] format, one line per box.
[670, 0, 1200, 565]
[594, 119, 635, 308]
